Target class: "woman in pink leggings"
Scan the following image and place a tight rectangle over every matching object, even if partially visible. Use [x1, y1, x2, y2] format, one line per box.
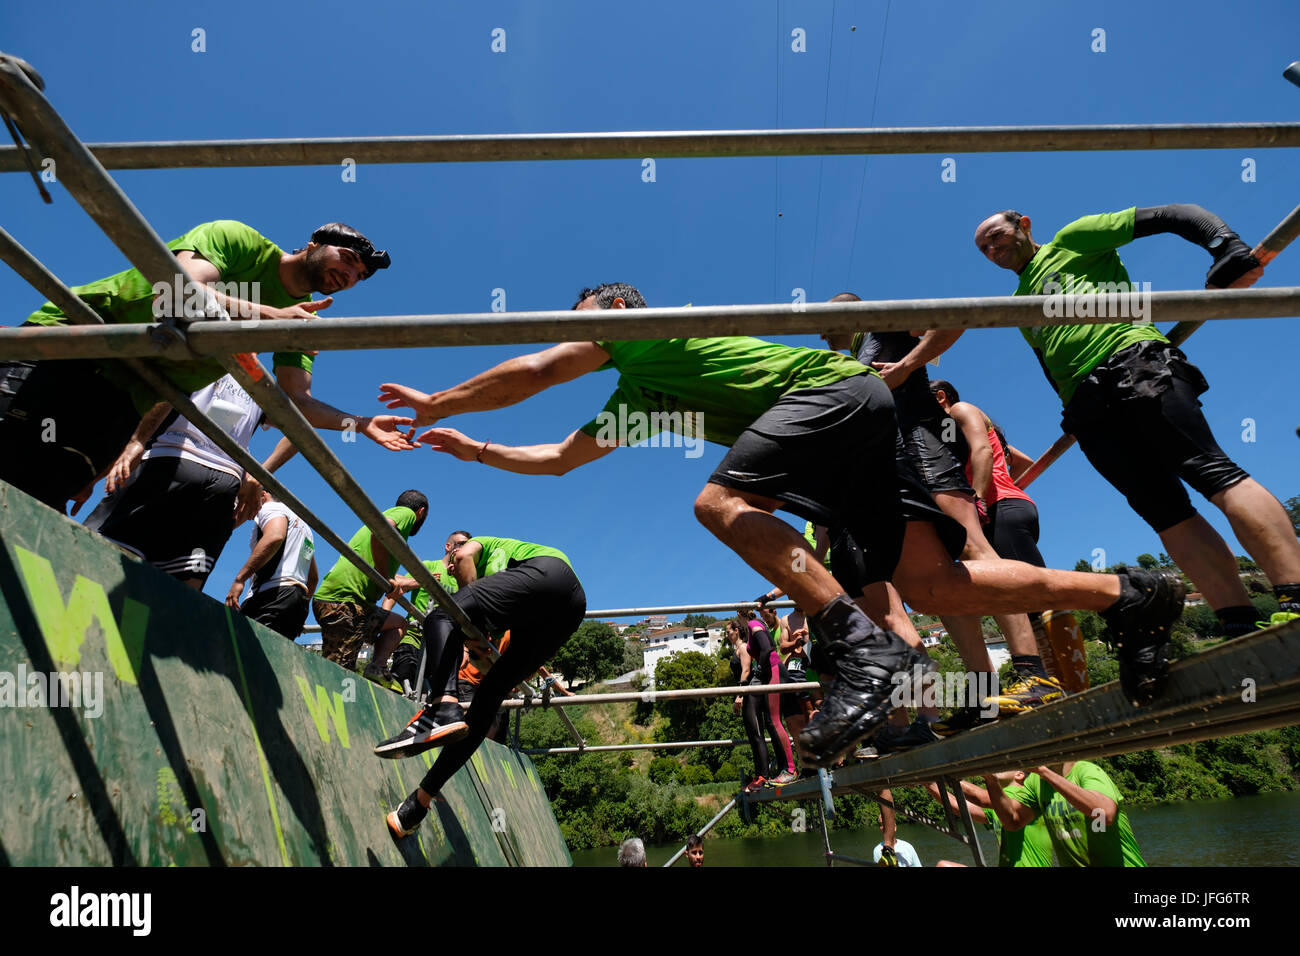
[744, 614, 798, 786]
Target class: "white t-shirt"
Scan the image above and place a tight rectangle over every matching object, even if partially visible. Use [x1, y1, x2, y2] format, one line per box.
[145, 374, 263, 478]
[249, 502, 314, 593]
[872, 840, 922, 867]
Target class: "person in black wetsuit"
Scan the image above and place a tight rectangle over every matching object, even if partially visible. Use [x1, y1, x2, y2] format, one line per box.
[727, 619, 772, 792]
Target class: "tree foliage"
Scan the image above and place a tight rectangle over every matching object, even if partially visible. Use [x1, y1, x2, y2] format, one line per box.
[549, 620, 624, 686]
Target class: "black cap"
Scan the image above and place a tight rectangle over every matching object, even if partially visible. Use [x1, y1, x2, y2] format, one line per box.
[310, 223, 391, 278]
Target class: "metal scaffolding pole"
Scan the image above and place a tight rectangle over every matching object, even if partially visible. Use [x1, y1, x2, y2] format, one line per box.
[0, 57, 498, 670]
[586, 600, 795, 618]
[3, 288, 1300, 362]
[4, 121, 1300, 172]
[523, 737, 773, 756]
[499, 680, 821, 710]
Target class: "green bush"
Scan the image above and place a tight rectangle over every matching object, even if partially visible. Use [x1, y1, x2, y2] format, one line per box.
[679, 764, 714, 785]
[648, 757, 680, 785]
[714, 761, 739, 782]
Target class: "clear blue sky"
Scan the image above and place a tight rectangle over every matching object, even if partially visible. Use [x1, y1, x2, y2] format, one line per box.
[4, 0, 1299, 624]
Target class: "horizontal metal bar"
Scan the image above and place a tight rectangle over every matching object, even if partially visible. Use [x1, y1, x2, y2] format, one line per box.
[4, 122, 1300, 172]
[742, 618, 1300, 804]
[501, 680, 820, 709]
[5, 289, 1300, 362]
[523, 738, 757, 756]
[586, 601, 795, 619]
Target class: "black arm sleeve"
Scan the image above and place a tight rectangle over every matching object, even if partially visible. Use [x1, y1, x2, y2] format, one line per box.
[1132, 204, 1235, 249]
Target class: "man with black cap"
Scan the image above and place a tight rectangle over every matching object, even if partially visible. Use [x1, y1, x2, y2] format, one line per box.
[0, 219, 410, 513]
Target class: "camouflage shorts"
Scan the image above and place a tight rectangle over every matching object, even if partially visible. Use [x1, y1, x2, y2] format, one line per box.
[311, 599, 390, 671]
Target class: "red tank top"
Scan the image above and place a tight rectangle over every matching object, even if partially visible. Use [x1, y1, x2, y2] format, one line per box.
[969, 426, 1033, 505]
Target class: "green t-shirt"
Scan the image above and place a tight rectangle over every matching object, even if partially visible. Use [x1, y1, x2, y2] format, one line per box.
[803, 521, 833, 569]
[983, 797, 1054, 867]
[470, 536, 572, 577]
[314, 506, 420, 606]
[409, 558, 459, 616]
[578, 338, 874, 448]
[25, 220, 314, 413]
[1013, 763, 1145, 867]
[1013, 208, 1168, 404]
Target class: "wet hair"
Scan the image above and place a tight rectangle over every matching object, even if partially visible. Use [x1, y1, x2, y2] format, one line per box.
[572, 283, 647, 310]
[686, 834, 703, 850]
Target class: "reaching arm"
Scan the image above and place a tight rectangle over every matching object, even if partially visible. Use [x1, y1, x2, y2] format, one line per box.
[225, 515, 288, 608]
[379, 342, 612, 427]
[172, 251, 334, 322]
[306, 555, 318, 596]
[870, 330, 965, 390]
[104, 401, 171, 494]
[276, 366, 415, 451]
[950, 402, 993, 501]
[925, 780, 995, 815]
[880, 788, 897, 846]
[369, 517, 400, 588]
[418, 426, 616, 476]
[983, 773, 1036, 831]
[453, 539, 483, 586]
[1132, 204, 1262, 289]
[233, 437, 302, 526]
[1035, 765, 1118, 826]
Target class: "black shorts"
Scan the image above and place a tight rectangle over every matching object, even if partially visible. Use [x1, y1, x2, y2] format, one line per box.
[1063, 342, 1250, 533]
[93, 456, 241, 583]
[455, 556, 587, 653]
[898, 418, 975, 496]
[708, 373, 965, 585]
[241, 584, 311, 639]
[0, 357, 141, 510]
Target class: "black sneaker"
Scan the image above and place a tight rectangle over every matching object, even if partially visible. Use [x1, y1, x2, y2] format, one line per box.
[871, 717, 942, 756]
[1103, 569, 1186, 705]
[385, 793, 428, 841]
[929, 705, 998, 737]
[797, 596, 934, 768]
[374, 701, 469, 759]
[877, 845, 899, 867]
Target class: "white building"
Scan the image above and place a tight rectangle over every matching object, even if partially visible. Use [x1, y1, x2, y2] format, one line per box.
[643, 629, 723, 684]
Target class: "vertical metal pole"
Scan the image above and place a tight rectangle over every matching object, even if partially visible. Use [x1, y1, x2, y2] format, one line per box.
[936, 778, 959, 836]
[944, 775, 988, 868]
[510, 706, 522, 751]
[818, 795, 834, 867]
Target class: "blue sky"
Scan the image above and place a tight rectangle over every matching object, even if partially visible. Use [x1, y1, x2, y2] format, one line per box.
[3, 0, 1299, 624]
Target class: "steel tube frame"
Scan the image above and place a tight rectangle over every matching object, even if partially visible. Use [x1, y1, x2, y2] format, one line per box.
[499, 680, 820, 710]
[4, 121, 1300, 173]
[3, 288, 1300, 363]
[523, 736, 782, 756]
[0, 58, 501, 674]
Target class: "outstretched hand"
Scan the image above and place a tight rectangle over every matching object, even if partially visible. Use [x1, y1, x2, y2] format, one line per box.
[378, 383, 438, 426]
[871, 360, 910, 390]
[415, 427, 482, 461]
[363, 415, 418, 451]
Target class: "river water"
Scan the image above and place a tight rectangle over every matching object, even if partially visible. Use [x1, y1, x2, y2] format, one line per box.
[569, 790, 1300, 867]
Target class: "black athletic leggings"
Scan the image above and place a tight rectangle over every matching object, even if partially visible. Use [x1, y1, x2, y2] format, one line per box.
[416, 557, 586, 796]
[741, 680, 770, 776]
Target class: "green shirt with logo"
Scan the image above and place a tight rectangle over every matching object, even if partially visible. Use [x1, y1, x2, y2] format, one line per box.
[984, 794, 1054, 867]
[25, 220, 314, 413]
[1013, 208, 1168, 404]
[314, 506, 420, 606]
[578, 338, 874, 448]
[1012, 763, 1145, 867]
[470, 536, 572, 577]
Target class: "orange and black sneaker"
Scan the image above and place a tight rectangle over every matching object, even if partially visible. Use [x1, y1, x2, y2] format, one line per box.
[385, 793, 428, 841]
[742, 776, 769, 793]
[983, 674, 1065, 716]
[374, 702, 469, 759]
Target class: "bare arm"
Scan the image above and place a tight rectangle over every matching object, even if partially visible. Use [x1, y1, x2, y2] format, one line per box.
[276, 366, 415, 451]
[306, 556, 318, 595]
[104, 401, 171, 494]
[1006, 443, 1035, 487]
[983, 773, 1036, 831]
[233, 436, 302, 526]
[1035, 765, 1117, 826]
[453, 539, 483, 586]
[369, 517, 402, 589]
[418, 427, 616, 476]
[925, 780, 995, 814]
[950, 402, 993, 501]
[870, 330, 965, 390]
[172, 251, 332, 322]
[880, 788, 897, 847]
[378, 342, 612, 427]
[225, 516, 287, 608]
